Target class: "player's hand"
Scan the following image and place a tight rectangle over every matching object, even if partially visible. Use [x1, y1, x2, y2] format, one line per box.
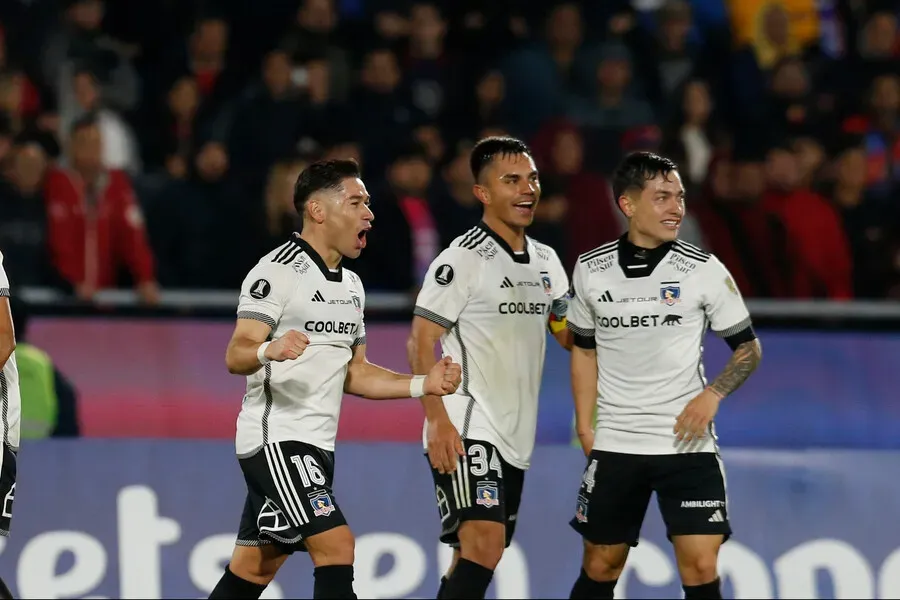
[576, 428, 594, 457]
[266, 330, 310, 362]
[426, 417, 465, 474]
[674, 388, 723, 443]
[423, 356, 462, 396]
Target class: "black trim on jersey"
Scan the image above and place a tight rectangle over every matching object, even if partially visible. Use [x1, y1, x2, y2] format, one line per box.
[0, 372, 9, 447]
[579, 240, 618, 263]
[237, 311, 277, 330]
[459, 227, 488, 250]
[352, 335, 367, 347]
[261, 363, 273, 444]
[722, 323, 756, 350]
[617, 235, 675, 278]
[573, 334, 596, 350]
[272, 241, 301, 265]
[452, 324, 478, 439]
[566, 321, 595, 339]
[674, 239, 711, 260]
[414, 306, 454, 330]
[476, 222, 530, 264]
[289, 233, 343, 282]
[0, 288, 9, 297]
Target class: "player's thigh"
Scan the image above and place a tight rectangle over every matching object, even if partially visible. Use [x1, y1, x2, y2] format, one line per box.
[427, 440, 511, 550]
[239, 441, 349, 555]
[0, 445, 16, 537]
[570, 451, 652, 547]
[651, 452, 731, 541]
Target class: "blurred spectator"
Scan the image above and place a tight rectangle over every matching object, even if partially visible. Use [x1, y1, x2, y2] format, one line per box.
[41, 0, 139, 114]
[830, 143, 898, 298]
[44, 115, 159, 303]
[0, 141, 53, 286]
[227, 49, 305, 186]
[567, 42, 655, 130]
[444, 68, 508, 144]
[762, 143, 853, 299]
[351, 46, 425, 176]
[532, 119, 621, 267]
[661, 78, 721, 197]
[859, 74, 900, 200]
[61, 66, 140, 174]
[429, 139, 483, 248]
[142, 76, 203, 178]
[403, 2, 456, 122]
[264, 156, 306, 247]
[355, 142, 437, 293]
[8, 296, 79, 439]
[280, 0, 351, 102]
[502, 2, 599, 137]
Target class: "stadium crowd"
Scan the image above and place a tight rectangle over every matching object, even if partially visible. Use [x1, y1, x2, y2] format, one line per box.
[0, 0, 898, 302]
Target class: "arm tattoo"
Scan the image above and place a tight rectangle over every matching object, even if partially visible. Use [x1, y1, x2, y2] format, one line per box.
[708, 340, 762, 399]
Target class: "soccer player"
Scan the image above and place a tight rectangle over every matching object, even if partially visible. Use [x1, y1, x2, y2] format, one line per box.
[208, 159, 462, 600]
[0, 252, 19, 600]
[407, 137, 572, 600]
[566, 152, 762, 600]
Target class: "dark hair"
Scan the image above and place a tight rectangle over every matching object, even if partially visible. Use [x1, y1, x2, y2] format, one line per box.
[293, 158, 361, 215]
[611, 151, 679, 200]
[469, 136, 531, 180]
[69, 112, 99, 137]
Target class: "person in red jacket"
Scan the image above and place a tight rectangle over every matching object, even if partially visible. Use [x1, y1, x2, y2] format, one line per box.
[761, 144, 854, 299]
[45, 114, 159, 304]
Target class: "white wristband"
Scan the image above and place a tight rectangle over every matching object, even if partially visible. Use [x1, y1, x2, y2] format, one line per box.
[409, 375, 426, 398]
[257, 342, 271, 365]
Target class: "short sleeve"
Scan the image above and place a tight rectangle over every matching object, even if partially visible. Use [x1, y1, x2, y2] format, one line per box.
[413, 248, 480, 329]
[353, 281, 366, 347]
[0, 252, 8, 296]
[236, 262, 297, 330]
[566, 263, 595, 338]
[702, 256, 753, 336]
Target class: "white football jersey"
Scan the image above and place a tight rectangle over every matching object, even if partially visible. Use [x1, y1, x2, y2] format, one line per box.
[234, 234, 366, 456]
[0, 253, 20, 451]
[414, 223, 569, 469]
[568, 237, 752, 455]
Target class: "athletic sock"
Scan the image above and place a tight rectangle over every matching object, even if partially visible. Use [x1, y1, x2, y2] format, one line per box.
[208, 565, 267, 599]
[441, 558, 494, 599]
[683, 578, 722, 599]
[313, 564, 357, 599]
[569, 569, 616, 599]
[436, 575, 449, 599]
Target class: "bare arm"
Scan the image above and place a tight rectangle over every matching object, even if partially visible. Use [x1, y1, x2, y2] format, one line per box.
[707, 339, 762, 399]
[407, 316, 452, 421]
[571, 345, 598, 444]
[344, 344, 418, 399]
[225, 319, 272, 376]
[552, 327, 574, 351]
[0, 298, 16, 369]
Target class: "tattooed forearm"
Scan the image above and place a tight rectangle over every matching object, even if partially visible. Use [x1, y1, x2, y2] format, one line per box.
[708, 340, 762, 399]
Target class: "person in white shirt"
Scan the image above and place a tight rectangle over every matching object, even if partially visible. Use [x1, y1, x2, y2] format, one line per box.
[208, 159, 462, 600]
[566, 152, 762, 600]
[408, 137, 572, 600]
[0, 252, 20, 600]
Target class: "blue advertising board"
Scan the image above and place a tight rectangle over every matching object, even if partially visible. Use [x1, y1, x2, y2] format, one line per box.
[0, 441, 898, 598]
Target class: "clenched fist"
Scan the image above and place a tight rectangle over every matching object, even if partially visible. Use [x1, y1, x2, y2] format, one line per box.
[265, 330, 310, 362]
[424, 356, 462, 396]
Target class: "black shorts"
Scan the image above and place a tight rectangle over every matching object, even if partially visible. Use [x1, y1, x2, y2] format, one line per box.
[570, 451, 731, 547]
[0, 445, 16, 537]
[428, 439, 525, 548]
[236, 441, 347, 554]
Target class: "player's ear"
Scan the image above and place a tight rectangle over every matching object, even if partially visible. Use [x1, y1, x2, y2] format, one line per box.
[618, 194, 634, 218]
[307, 197, 327, 224]
[472, 183, 489, 206]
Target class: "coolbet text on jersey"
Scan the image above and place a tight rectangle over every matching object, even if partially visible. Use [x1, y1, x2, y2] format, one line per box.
[413, 223, 569, 469]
